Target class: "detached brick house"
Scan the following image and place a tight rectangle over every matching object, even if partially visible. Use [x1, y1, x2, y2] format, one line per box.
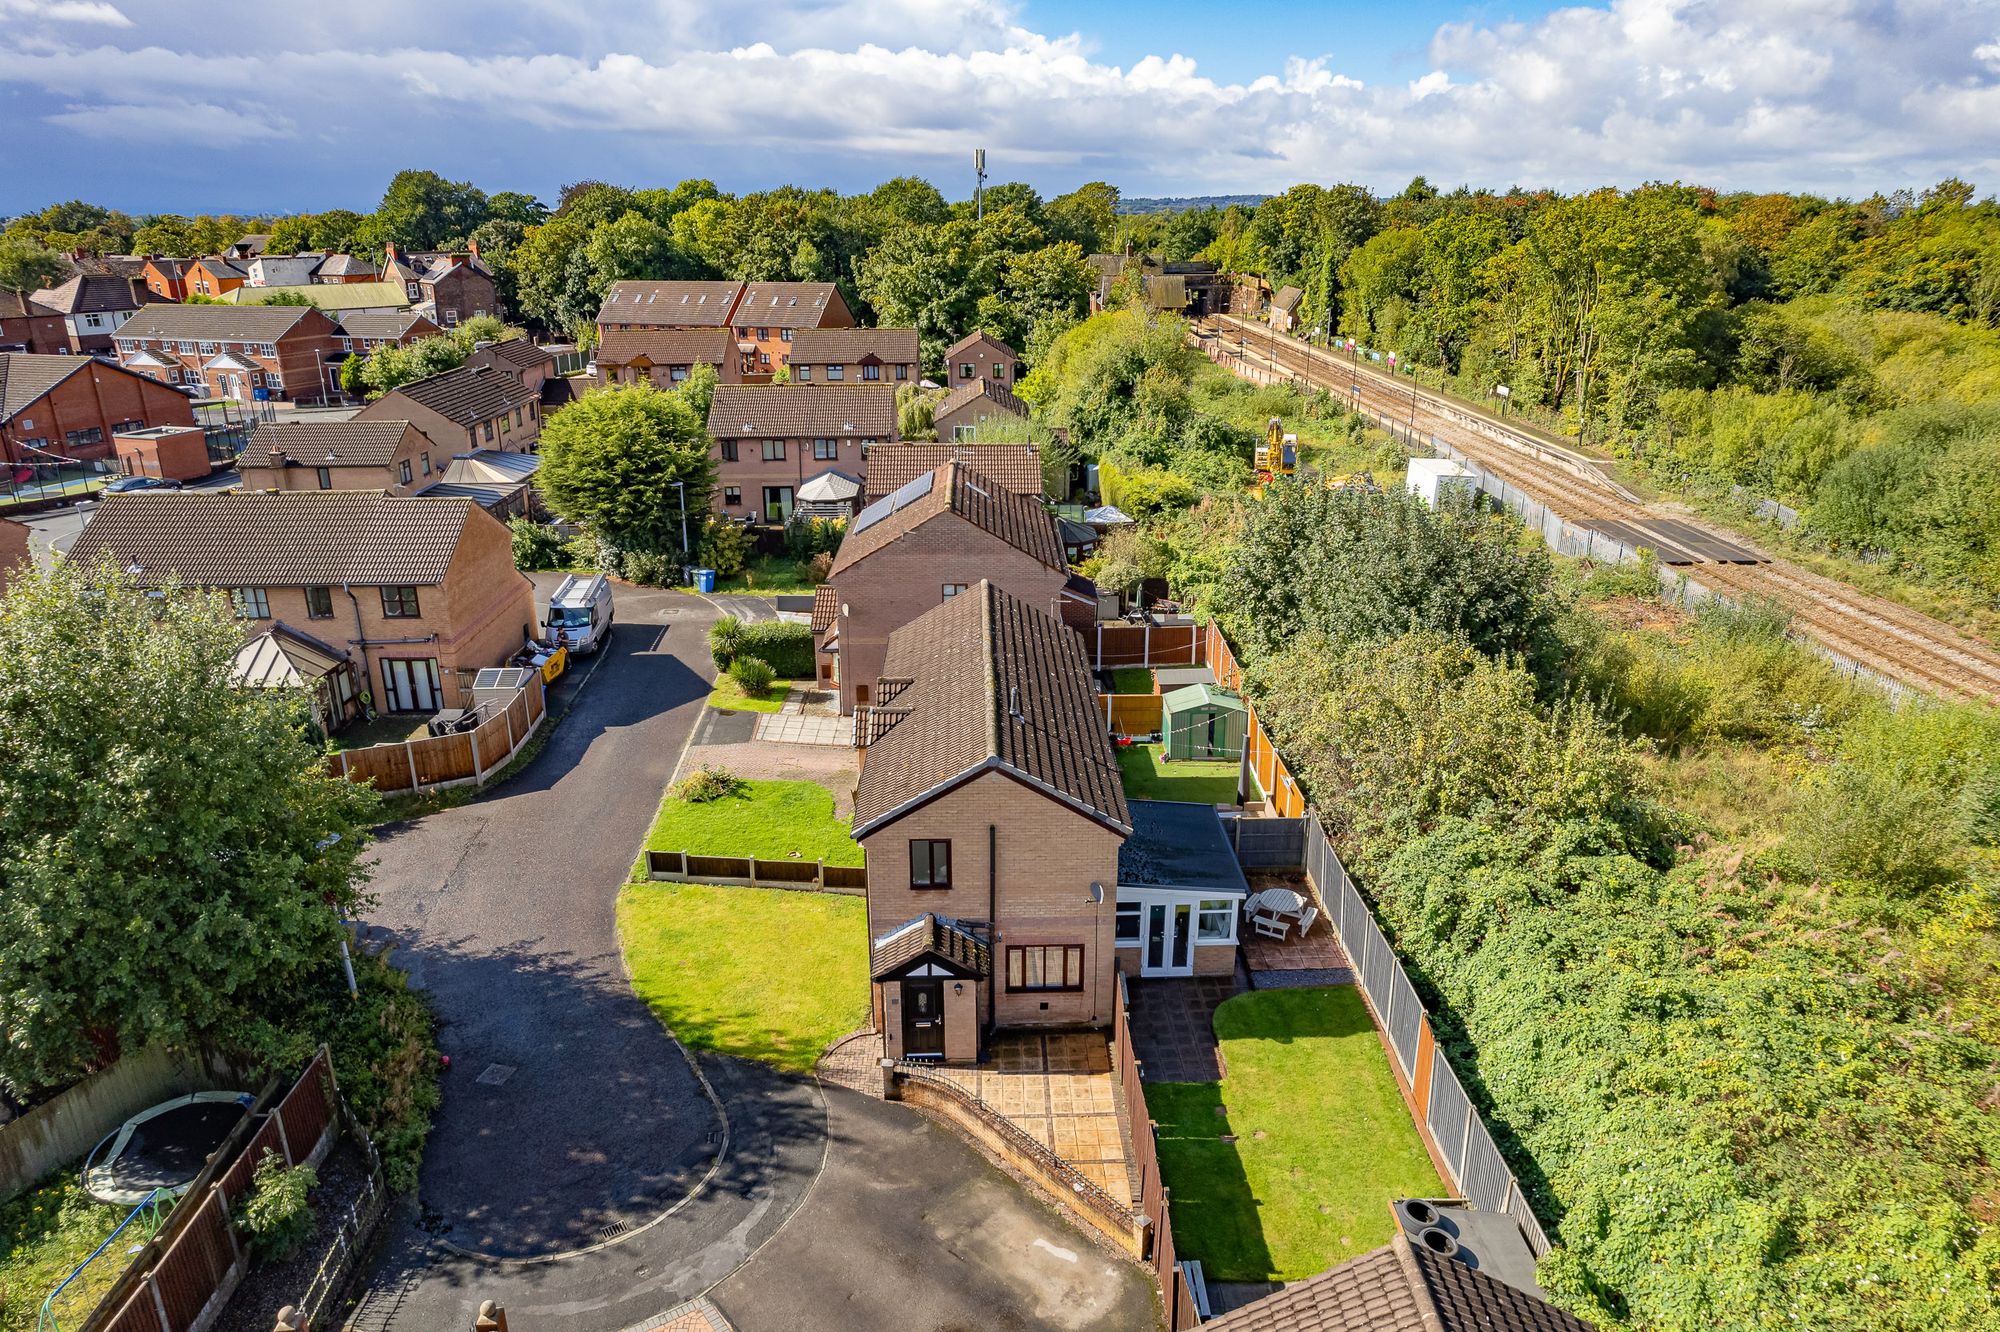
[0, 353, 196, 466]
[313, 253, 378, 284]
[140, 257, 193, 301]
[863, 443, 1043, 503]
[0, 517, 32, 591]
[820, 459, 1096, 714]
[464, 339, 556, 398]
[185, 256, 249, 299]
[932, 377, 1030, 442]
[595, 328, 741, 390]
[0, 290, 69, 354]
[238, 420, 437, 495]
[730, 282, 855, 381]
[595, 279, 743, 338]
[418, 253, 502, 328]
[68, 490, 536, 713]
[31, 274, 152, 354]
[355, 363, 541, 456]
[114, 305, 345, 403]
[854, 581, 1130, 1061]
[705, 384, 895, 525]
[944, 331, 1018, 387]
[788, 327, 919, 386]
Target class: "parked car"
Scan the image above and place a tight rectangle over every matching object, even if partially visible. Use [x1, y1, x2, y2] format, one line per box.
[103, 476, 183, 493]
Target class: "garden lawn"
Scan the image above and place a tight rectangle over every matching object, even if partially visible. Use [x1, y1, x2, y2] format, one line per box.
[1116, 744, 1259, 805]
[698, 554, 819, 596]
[0, 1169, 153, 1332]
[1109, 668, 1154, 694]
[1144, 987, 1440, 1281]
[705, 676, 794, 713]
[618, 883, 869, 1072]
[642, 778, 862, 867]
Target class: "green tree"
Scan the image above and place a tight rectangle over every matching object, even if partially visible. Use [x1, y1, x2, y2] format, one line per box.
[372, 169, 490, 250]
[0, 561, 378, 1096]
[870, 176, 949, 225]
[258, 290, 319, 307]
[676, 361, 719, 423]
[537, 382, 716, 557]
[510, 217, 598, 334]
[0, 237, 66, 293]
[583, 211, 685, 288]
[133, 215, 200, 256]
[1044, 182, 1120, 252]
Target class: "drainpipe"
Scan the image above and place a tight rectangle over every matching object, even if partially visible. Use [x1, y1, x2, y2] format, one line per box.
[986, 823, 998, 1044]
[344, 582, 370, 712]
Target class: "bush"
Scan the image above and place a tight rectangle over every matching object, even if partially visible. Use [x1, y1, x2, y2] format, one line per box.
[238, 1150, 317, 1261]
[509, 520, 567, 571]
[707, 615, 742, 668]
[734, 622, 814, 678]
[808, 550, 835, 583]
[620, 549, 678, 586]
[729, 656, 776, 694]
[673, 764, 744, 803]
[699, 517, 751, 578]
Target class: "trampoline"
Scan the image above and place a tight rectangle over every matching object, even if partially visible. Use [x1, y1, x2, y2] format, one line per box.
[82, 1091, 255, 1205]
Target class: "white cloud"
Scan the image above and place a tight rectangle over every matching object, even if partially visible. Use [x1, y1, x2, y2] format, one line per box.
[0, 0, 131, 25]
[0, 0, 1994, 198]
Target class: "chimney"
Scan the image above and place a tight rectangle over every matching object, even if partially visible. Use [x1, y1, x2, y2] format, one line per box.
[384, 242, 398, 266]
[467, 237, 481, 260]
[268, 447, 286, 471]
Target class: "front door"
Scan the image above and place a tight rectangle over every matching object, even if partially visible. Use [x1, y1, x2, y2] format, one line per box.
[902, 979, 945, 1057]
[380, 657, 441, 713]
[1142, 900, 1196, 978]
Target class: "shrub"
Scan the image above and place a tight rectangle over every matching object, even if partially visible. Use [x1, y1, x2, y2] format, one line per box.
[734, 622, 814, 678]
[238, 1150, 317, 1261]
[673, 765, 744, 803]
[707, 615, 742, 668]
[808, 550, 835, 582]
[699, 517, 751, 578]
[729, 656, 776, 694]
[620, 549, 678, 586]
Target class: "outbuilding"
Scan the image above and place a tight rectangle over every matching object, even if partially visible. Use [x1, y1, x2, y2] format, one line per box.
[1115, 799, 1248, 978]
[1162, 683, 1248, 762]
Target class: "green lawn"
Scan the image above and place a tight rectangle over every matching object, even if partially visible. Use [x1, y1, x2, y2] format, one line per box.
[1109, 667, 1154, 694]
[705, 676, 795, 713]
[642, 778, 863, 867]
[618, 883, 870, 1072]
[695, 554, 821, 597]
[1145, 988, 1441, 1281]
[0, 1169, 162, 1332]
[1116, 743, 1258, 805]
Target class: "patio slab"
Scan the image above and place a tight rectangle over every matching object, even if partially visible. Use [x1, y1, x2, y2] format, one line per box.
[1125, 974, 1246, 1083]
[751, 712, 852, 746]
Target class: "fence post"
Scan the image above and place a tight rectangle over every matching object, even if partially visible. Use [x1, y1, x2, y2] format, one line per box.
[469, 724, 485, 779]
[502, 700, 516, 752]
[272, 1109, 293, 1164]
[404, 742, 420, 793]
[149, 1275, 170, 1330]
[748, 855, 759, 887]
[475, 1302, 509, 1332]
[216, 1187, 240, 1261]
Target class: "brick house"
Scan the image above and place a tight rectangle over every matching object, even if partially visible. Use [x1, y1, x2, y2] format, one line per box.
[246, 254, 323, 287]
[30, 274, 152, 354]
[705, 384, 895, 525]
[185, 256, 249, 299]
[595, 328, 742, 390]
[943, 330, 1019, 388]
[788, 327, 919, 386]
[355, 363, 541, 456]
[114, 305, 345, 403]
[820, 459, 1096, 714]
[0, 517, 31, 591]
[334, 310, 444, 357]
[418, 254, 502, 328]
[463, 339, 555, 398]
[312, 253, 378, 284]
[862, 443, 1043, 503]
[237, 420, 437, 495]
[853, 581, 1130, 1061]
[140, 257, 193, 301]
[730, 282, 856, 381]
[0, 353, 196, 466]
[597, 279, 744, 337]
[932, 377, 1030, 442]
[0, 290, 69, 354]
[68, 490, 536, 713]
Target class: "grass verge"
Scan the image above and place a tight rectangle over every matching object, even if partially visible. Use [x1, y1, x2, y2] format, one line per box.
[642, 777, 862, 867]
[1116, 743, 1257, 805]
[1145, 987, 1440, 1281]
[619, 883, 869, 1073]
[705, 677, 794, 713]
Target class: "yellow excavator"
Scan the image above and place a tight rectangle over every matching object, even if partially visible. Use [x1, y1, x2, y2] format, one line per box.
[1254, 416, 1297, 485]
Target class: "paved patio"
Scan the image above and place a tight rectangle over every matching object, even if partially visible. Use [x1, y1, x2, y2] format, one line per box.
[751, 685, 851, 745]
[1125, 974, 1245, 1083]
[1242, 899, 1353, 988]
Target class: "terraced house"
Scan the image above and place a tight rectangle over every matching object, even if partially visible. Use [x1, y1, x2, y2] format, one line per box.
[236, 419, 436, 495]
[68, 490, 536, 713]
[705, 383, 896, 525]
[355, 362, 542, 456]
[594, 278, 855, 382]
[730, 281, 855, 381]
[787, 327, 920, 385]
[114, 304, 345, 403]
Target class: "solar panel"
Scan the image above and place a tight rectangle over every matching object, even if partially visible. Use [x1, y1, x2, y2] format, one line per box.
[889, 472, 934, 511]
[849, 495, 895, 535]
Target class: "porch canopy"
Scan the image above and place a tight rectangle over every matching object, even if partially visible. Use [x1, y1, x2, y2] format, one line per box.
[231, 621, 348, 690]
[870, 912, 990, 981]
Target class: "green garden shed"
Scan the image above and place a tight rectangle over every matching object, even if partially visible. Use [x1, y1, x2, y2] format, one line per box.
[1161, 683, 1248, 761]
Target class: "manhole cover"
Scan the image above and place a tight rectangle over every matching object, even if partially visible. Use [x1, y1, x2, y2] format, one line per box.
[475, 1063, 516, 1086]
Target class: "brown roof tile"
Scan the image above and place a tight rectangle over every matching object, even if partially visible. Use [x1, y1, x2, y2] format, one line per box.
[0, 352, 91, 420]
[864, 444, 1042, 503]
[367, 363, 537, 428]
[0, 290, 61, 319]
[248, 419, 419, 468]
[733, 282, 844, 330]
[789, 327, 920, 365]
[118, 303, 326, 342]
[832, 459, 1061, 576]
[851, 580, 1127, 837]
[31, 273, 142, 316]
[812, 584, 838, 635]
[1412, 1243, 1595, 1332]
[467, 339, 552, 372]
[936, 376, 1029, 422]
[869, 912, 990, 979]
[336, 310, 436, 340]
[944, 330, 1016, 360]
[706, 384, 896, 441]
[68, 490, 478, 588]
[597, 327, 734, 367]
[598, 280, 744, 327]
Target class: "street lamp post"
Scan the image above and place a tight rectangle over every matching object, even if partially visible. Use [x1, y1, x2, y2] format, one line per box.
[672, 480, 690, 564]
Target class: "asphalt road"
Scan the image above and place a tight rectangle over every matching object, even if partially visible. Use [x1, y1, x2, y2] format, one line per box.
[13, 469, 241, 565]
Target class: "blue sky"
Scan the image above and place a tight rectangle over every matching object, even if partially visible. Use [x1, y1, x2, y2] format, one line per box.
[0, 0, 1995, 216]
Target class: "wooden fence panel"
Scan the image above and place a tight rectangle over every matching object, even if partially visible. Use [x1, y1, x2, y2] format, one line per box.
[153, 1204, 232, 1329]
[98, 1285, 164, 1332]
[685, 854, 751, 881]
[822, 865, 868, 891]
[410, 732, 473, 786]
[467, 712, 511, 776]
[339, 744, 414, 793]
[1099, 693, 1164, 736]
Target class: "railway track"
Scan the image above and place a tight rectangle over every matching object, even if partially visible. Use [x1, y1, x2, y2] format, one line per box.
[1201, 313, 2000, 703]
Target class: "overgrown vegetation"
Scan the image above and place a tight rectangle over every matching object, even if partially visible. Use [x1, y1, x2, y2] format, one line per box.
[237, 1152, 317, 1262]
[0, 1170, 129, 1332]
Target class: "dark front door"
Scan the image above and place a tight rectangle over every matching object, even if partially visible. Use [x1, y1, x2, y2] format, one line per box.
[902, 979, 944, 1057]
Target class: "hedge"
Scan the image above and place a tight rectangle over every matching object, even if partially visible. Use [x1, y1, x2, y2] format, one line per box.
[731, 622, 815, 678]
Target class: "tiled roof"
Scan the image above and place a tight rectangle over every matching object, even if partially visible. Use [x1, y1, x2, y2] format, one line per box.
[851, 580, 1128, 837]
[370, 363, 537, 427]
[811, 584, 837, 635]
[862, 444, 1042, 503]
[597, 327, 734, 367]
[832, 459, 1062, 576]
[598, 281, 744, 327]
[31, 274, 140, 315]
[869, 913, 990, 980]
[314, 253, 376, 278]
[468, 339, 552, 371]
[706, 384, 896, 440]
[1411, 1242, 1595, 1332]
[1273, 285, 1305, 311]
[732, 282, 842, 330]
[935, 376, 1029, 422]
[68, 491, 478, 588]
[0, 290, 61, 319]
[233, 234, 272, 255]
[118, 303, 324, 341]
[190, 256, 249, 278]
[788, 327, 920, 364]
[0, 353, 90, 420]
[336, 310, 435, 340]
[221, 281, 408, 310]
[944, 329, 1015, 360]
[143, 258, 191, 279]
[248, 419, 417, 468]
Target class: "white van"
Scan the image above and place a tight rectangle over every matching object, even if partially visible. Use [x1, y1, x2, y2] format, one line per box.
[544, 573, 614, 655]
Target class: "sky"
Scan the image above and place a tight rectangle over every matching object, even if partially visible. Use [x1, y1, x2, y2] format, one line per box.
[1, 0, 1997, 216]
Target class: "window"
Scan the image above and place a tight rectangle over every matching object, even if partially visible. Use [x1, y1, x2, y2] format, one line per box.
[721, 439, 739, 462]
[528, 402, 537, 418]
[942, 583, 968, 599]
[258, 342, 277, 357]
[993, 363, 1007, 380]
[1007, 945, 1085, 992]
[723, 486, 742, 506]
[250, 372, 262, 387]
[111, 419, 143, 433]
[444, 309, 459, 326]
[483, 422, 494, 442]
[759, 351, 770, 367]
[736, 326, 750, 338]
[826, 364, 844, 381]
[757, 327, 769, 340]
[199, 341, 219, 356]
[305, 586, 334, 619]
[780, 328, 792, 342]
[896, 364, 909, 380]
[65, 427, 104, 448]
[381, 586, 421, 618]
[1197, 900, 1236, 942]
[795, 365, 811, 382]
[339, 337, 353, 351]
[399, 460, 413, 485]
[85, 313, 103, 328]
[670, 365, 688, 382]
[958, 362, 974, 379]
[267, 371, 282, 388]
[230, 588, 270, 619]
[420, 452, 431, 475]
[1115, 903, 1142, 943]
[909, 839, 952, 889]
[316, 466, 332, 489]
[513, 408, 523, 427]
[862, 364, 881, 381]
[500, 416, 510, 435]
[813, 438, 837, 460]
[761, 439, 785, 461]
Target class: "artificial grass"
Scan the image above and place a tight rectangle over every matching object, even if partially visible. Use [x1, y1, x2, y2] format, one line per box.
[705, 676, 794, 713]
[1144, 987, 1441, 1281]
[1109, 667, 1154, 694]
[618, 883, 870, 1073]
[1115, 743, 1259, 805]
[642, 778, 863, 866]
[0, 1169, 156, 1332]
